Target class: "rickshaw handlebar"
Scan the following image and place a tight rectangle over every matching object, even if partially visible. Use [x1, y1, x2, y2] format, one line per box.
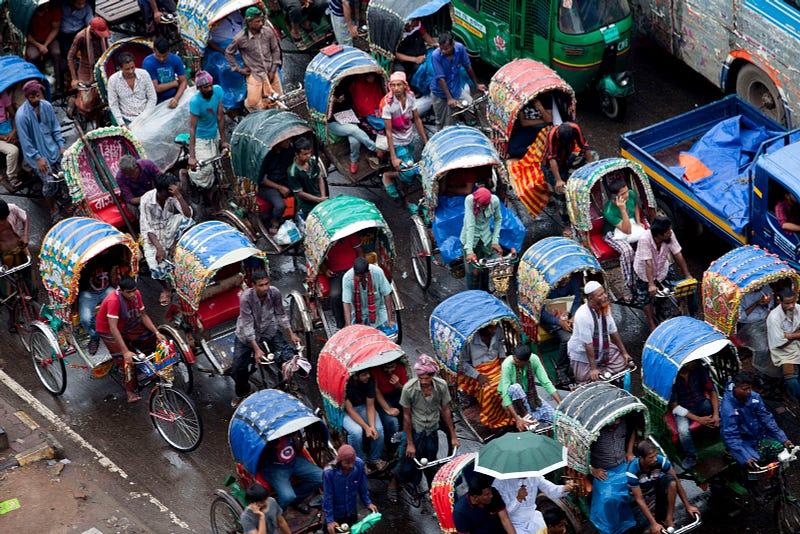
[600, 360, 637, 383]
[475, 252, 517, 268]
[661, 513, 701, 534]
[0, 251, 32, 278]
[412, 446, 458, 469]
[749, 446, 800, 472]
[197, 148, 230, 168]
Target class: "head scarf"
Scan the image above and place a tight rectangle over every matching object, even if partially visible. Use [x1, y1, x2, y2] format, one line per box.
[336, 444, 356, 462]
[389, 71, 408, 86]
[22, 80, 44, 97]
[472, 187, 492, 216]
[245, 6, 264, 19]
[195, 70, 213, 87]
[414, 354, 439, 376]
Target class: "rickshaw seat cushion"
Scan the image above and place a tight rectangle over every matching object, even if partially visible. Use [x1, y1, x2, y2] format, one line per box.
[256, 195, 296, 218]
[197, 286, 241, 330]
[589, 216, 619, 262]
[664, 412, 702, 445]
[93, 203, 130, 230]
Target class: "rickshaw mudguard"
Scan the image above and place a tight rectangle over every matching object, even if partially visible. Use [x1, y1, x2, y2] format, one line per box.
[702, 245, 800, 336]
[390, 280, 404, 311]
[177, 0, 262, 57]
[157, 324, 196, 364]
[429, 290, 520, 376]
[565, 157, 655, 233]
[289, 290, 313, 333]
[0, 55, 49, 97]
[517, 236, 602, 340]
[366, 0, 452, 63]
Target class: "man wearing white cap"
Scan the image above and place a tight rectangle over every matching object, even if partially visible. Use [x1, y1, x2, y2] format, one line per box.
[567, 281, 631, 384]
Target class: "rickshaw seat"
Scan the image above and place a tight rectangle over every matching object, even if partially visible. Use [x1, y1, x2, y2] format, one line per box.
[589, 217, 619, 262]
[197, 286, 241, 330]
[664, 412, 702, 445]
[256, 195, 296, 218]
[93, 203, 130, 230]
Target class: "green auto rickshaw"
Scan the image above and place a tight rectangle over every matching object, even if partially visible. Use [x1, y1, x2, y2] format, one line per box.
[451, 0, 634, 120]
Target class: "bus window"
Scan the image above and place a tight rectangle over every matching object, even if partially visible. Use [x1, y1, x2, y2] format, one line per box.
[558, 0, 630, 35]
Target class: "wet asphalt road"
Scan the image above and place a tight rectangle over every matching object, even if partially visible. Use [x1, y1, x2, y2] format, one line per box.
[2, 40, 795, 533]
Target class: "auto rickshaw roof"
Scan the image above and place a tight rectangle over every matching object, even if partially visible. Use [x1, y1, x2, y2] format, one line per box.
[431, 452, 477, 534]
[172, 221, 266, 310]
[642, 317, 734, 402]
[304, 195, 393, 280]
[517, 236, 601, 327]
[8, 0, 47, 34]
[39, 217, 139, 317]
[554, 382, 649, 474]
[231, 109, 312, 186]
[177, 0, 261, 55]
[487, 59, 575, 150]
[366, 0, 451, 58]
[429, 290, 520, 375]
[420, 126, 502, 211]
[702, 245, 800, 336]
[228, 389, 324, 475]
[317, 325, 405, 429]
[566, 157, 655, 232]
[0, 55, 49, 96]
[305, 45, 386, 121]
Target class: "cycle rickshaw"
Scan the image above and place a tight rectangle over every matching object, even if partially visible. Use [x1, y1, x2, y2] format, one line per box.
[94, 37, 155, 113]
[157, 220, 279, 395]
[288, 195, 404, 344]
[227, 108, 326, 252]
[410, 125, 525, 291]
[62, 126, 143, 233]
[305, 45, 388, 183]
[210, 388, 334, 534]
[487, 58, 576, 220]
[32, 217, 202, 451]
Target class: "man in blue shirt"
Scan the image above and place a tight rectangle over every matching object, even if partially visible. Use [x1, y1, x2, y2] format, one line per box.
[721, 372, 793, 468]
[187, 71, 227, 191]
[429, 32, 485, 131]
[322, 445, 378, 534]
[142, 37, 187, 107]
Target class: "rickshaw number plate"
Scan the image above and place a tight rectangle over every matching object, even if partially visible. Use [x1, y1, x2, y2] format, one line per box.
[600, 25, 620, 44]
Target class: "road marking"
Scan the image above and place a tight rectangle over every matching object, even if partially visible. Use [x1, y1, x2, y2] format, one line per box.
[0, 370, 192, 531]
[14, 410, 39, 430]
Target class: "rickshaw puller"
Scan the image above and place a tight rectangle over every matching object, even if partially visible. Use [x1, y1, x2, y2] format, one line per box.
[459, 323, 514, 429]
[187, 71, 228, 195]
[67, 17, 109, 116]
[231, 270, 301, 406]
[589, 417, 636, 534]
[0, 199, 30, 329]
[322, 444, 378, 534]
[766, 286, 800, 398]
[116, 155, 160, 219]
[499, 345, 561, 432]
[95, 276, 165, 403]
[567, 281, 631, 384]
[429, 32, 486, 131]
[342, 257, 395, 335]
[462, 187, 503, 291]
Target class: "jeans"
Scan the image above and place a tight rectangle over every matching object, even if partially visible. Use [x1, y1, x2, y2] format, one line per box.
[330, 15, 353, 46]
[258, 186, 286, 226]
[328, 121, 377, 163]
[343, 404, 384, 462]
[395, 429, 439, 486]
[377, 406, 400, 444]
[675, 398, 712, 457]
[231, 333, 293, 398]
[262, 456, 323, 509]
[78, 287, 114, 341]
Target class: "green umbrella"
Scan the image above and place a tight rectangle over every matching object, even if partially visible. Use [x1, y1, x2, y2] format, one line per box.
[474, 432, 568, 479]
[350, 512, 382, 534]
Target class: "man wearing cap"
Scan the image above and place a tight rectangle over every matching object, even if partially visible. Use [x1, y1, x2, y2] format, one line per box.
[67, 16, 110, 116]
[15, 81, 65, 220]
[341, 257, 396, 335]
[322, 444, 378, 534]
[226, 7, 283, 113]
[24, 0, 63, 95]
[187, 71, 228, 193]
[107, 52, 157, 126]
[462, 187, 505, 291]
[567, 281, 631, 384]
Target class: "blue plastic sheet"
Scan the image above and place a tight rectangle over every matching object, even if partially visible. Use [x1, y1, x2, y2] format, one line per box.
[589, 461, 636, 534]
[432, 194, 525, 265]
[202, 48, 246, 110]
[670, 115, 781, 233]
[521, 236, 601, 287]
[0, 55, 49, 97]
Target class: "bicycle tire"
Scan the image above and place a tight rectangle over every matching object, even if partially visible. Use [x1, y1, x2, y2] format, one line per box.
[149, 385, 203, 452]
[29, 325, 66, 395]
[210, 492, 244, 534]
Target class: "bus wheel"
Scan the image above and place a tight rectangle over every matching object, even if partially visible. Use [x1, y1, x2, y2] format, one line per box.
[736, 64, 787, 126]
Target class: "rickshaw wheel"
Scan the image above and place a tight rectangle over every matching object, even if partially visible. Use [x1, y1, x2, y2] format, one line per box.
[394, 309, 403, 345]
[777, 498, 800, 534]
[12, 298, 40, 351]
[289, 293, 312, 356]
[29, 325, 67, 396]
[210, 491, 244, 534]
[149, 385, 204, 452]
[410, 217, 432, 289]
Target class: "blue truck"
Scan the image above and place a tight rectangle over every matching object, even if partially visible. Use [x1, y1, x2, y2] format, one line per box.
[620, 94, 800, 268]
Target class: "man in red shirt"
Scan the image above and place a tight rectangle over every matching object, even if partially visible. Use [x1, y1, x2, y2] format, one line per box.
[24, 1, 63, 93]
[372, 359, 407, 443]
[320, 233, 361, 328]
[95, 276, 164, 403]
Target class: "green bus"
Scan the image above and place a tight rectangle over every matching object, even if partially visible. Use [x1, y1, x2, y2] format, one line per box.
[451, 0, 634, 119]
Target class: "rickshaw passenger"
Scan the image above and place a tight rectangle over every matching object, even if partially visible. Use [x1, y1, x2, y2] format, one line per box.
[24, 1, 63, 94]
[188, 71, 228, 192]
[669, 361, 720, 469]
[632, 216, 692, 331]
[329, 75, 381, 176]
[589, 417, 636, 534]
[493, 473, 576, 534]
[372, 358, 408, 452]
[259, 139, 295, 234]
[542, 506, 568, 534]
[603, 175, 643, 300]
[321, 233, 362, 328]
[766, 286, 800, 398]
[79, 256, 115, 355]
[342, 257, 395, 336]
[323, 444, 379, 534]
[395, 20, 437, 87]
[507, 96, 553, 160]
[0, 90, 20, 190]
[288, 137, 328, 219]
[567, 281, 631, 384]
[738, 286, 777, 379]
[231, 270, 301, 406]
[429, 32, 486, 131]
[95, 276, 163, 403]
[453, 474, 516, 534]
[460, 323, 513, 429]
[720, 372, 793, 467]
[499, 345, 561, 431]
[143, 38, 188, 107]
[627, 441, 699, 534]
[139, 173, 193, 306]
[16, 81, 64, 221]
[116, 155, 161, 218]
[240, 484, 292, 534]
[107, 53, 157, 126]
[462, 187, 503, 291]
[540, 274, 582, 380]
[343, 369, 387, 471]
[259, 430, 323, 511]
[543, 123, 590, 224]
[67, 17, 109, 90]
[226, 7, 283, 113]
[329, 0, 357, 47]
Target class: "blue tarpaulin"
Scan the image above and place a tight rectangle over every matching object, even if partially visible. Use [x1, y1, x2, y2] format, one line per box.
[0, 55, 49, 96]
[305, 46, 384, 120]
[671, 115, 781, 233]
[202, 48, 246, 110]
[432, 194, 526, 265]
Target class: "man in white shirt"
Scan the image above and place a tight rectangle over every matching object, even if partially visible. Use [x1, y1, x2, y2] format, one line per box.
[567, 281, 631, 384]
[107, 52, 157, 126]
[493, 476, 576, 534]
[766, 285, 800, 398]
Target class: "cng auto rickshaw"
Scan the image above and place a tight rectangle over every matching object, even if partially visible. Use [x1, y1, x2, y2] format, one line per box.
[451, 0, 635, 119]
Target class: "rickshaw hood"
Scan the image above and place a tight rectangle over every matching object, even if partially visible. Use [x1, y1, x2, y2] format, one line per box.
[178, 0, 261, 56]
[0, 55, 49, 97]
[366, 0, 451, 58]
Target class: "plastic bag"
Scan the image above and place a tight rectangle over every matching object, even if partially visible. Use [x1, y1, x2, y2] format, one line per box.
[589, 462, 636, 534]
[275, 220, 302, 245]
[129, 87, 197, 171]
